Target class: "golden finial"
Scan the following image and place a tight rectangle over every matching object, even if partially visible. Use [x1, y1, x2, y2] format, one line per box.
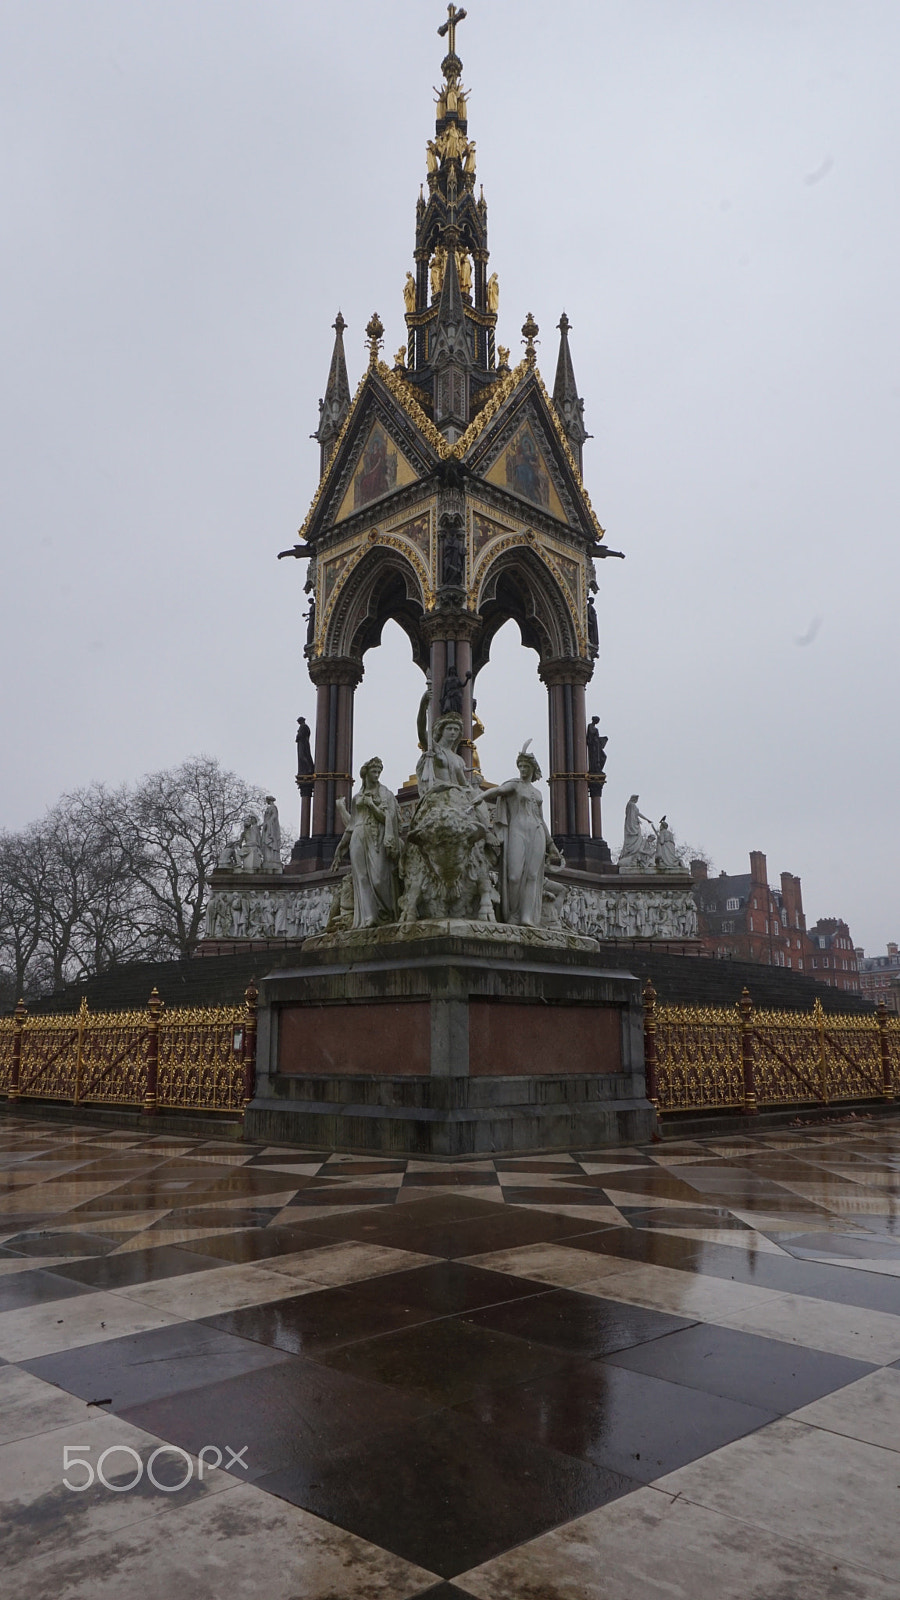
[365, 313, 384, 367]
[521, 312, 539, 364]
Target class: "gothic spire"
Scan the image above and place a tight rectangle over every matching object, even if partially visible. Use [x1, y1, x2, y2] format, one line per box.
[552, 312, 590, 472]
[314, 312, 351, 477]
[404, 5, 496, 391]
[429, 231, 474, 440]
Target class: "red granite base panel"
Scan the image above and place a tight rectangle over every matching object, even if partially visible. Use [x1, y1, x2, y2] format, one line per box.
[468, 1001, 622, 1076]
[278, 1002, 430, 1076]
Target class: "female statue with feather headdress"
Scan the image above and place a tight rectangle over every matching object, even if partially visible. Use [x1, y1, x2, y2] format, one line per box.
[480, 743, 561, 926]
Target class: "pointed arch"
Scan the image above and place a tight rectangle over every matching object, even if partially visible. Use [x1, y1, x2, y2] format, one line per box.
[473, 543, 581, 675]
[323, 543, 430, 669]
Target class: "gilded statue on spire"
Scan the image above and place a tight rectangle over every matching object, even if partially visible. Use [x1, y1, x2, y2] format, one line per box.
[403, 271, 417, 313]
[430, 246, 447, 298]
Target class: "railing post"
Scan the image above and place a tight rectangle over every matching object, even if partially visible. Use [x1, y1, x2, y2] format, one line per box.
[877, 1001, 893, 1101]
[73, 997, 89, 1106]
[642, 980, 658, 1109]
[242, 982, 258, 1112]
[8, 998, 26, 1101]
[144, 988, 162, 1115]
[740, 988, 757, 1115]
[814, 998, 828, 1104]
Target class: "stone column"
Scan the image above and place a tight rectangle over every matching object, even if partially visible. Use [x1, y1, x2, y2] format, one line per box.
[540, 658, 593, 842]
[308, 656, 363, 842]
[589, 773, 606, 841]
[423, 614, 478, 776]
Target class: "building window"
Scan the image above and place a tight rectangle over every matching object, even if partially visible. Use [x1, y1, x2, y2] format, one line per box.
[725, 898, 739, 912]
[781, 909, 788, 927]
[812, 959, 817, 970]
[798, 960, 803, 970]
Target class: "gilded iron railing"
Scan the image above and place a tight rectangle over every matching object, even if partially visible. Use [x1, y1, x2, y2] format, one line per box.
[1, 986, 257, 1117]
[0, 1016, 15, 1095]
[645, 983, 895, 1116]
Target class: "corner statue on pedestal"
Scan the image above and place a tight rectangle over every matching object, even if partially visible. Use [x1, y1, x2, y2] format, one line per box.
[333, 758, 401, 928]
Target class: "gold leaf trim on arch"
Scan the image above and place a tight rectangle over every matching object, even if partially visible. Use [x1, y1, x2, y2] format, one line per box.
[472, 530, 586, 650]
[316, 527, 436, 656]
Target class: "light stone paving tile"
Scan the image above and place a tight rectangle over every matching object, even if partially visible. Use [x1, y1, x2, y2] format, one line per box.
[0, 1290, 179, 1361]
[729, 1208, 867, 1234]
[252, 1162, 324, 1177]
[790, 1367, 900, 1452]
[518, 1203, 627, 1224]
[0, 1192, 96, 1217]
[0, 1366, 91, 1445]
[809, 1255, 900, 1277]
[49, 1210, 174, 1235]
[578, 1161, 658, 1176]
[175, 1153, 255, 1165]
[111, 1263, 320, 1319]
[263, 1242, 441, 1286]
[0, 1412, 236, 1564]
[650, 1226, 791, 1254]
[454, 1482, 898, 1600]
[3, 1475, 437, 1600]
[602, 1189, 723, 1212]
[715, 1292, 900, 1364]
[309, 1172, 404, 1189]
[496, 1171, 596, 1188]
[405, 1159, 497, 1173]
[270, 1204, 373, 1224]
[653, 1417, 900, 1584]
[186, 1189, 301, 1211]
[575, 1263, 784, 1322]
[497, 1153, 578, 1165]
[110, 1226, 240, 1254]
[0, 1254, 75, 1277]
[462, 1242, 636, 1287]
[395, 1185, 505, 1204]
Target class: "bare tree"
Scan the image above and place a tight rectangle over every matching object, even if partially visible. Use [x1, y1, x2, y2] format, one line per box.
[102, 757, 265, 959]
[0, 827, 48, 1000]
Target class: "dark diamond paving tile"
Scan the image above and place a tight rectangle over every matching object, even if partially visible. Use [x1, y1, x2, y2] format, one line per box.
[411, 1586, 477, 1599]
[145, 1207, 284, 1230]
[287, 1187, 406, 1207]
[304, 1195, 508, 1236]
[561, 1226, 705, 1269]
[584, 1170, 710, 1201]
[620, 1206, 752, 1230]
[0, 1266, 100, 1311]
[614, 1233, 900, 1314]
[173, 1222, 335, 1263]
[203, 1282, 448, 1355]
[51, 1243, 227, 1289]
[315, 1160, 406, 1175]
[463, 1287, 692, 1357]
[494, 1160, 583, 1173]
[256, 1406, 637, 1579]
[393, 1172, 498, 1187]
[603, 1322, 876, 1411]
[317, 1312, 586, 1406]
[503, 1187, 613, 1206]
[345, 1261, 551, 1319]
[23, 1321, 292, 1409]
[780, 1231, 900, 1262]
[456, 1360, 775, 1482]
[318, 1207, 614, 1260]
[0, 1229, 119, 1257]
[120, 1353, 436, 1480]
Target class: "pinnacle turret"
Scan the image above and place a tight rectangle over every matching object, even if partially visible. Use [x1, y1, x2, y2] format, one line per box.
[314, 312, 351, 477]
[552, 312, 590, 472]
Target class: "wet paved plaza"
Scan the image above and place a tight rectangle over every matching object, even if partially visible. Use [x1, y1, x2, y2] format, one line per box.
[1, 1113, 899, 1597]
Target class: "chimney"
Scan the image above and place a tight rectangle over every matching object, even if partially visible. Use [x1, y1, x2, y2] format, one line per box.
[690, 859, 708, 881]
[749, 851, 768, 886]
[888, 943, 898, 959]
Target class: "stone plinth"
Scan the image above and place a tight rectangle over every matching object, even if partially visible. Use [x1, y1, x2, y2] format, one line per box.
[245, 924, 655, 1155]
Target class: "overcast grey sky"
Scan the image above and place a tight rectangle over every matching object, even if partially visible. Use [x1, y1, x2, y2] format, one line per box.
[1, 0, 898, 951]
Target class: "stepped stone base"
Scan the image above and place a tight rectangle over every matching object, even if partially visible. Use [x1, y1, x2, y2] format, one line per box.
[245, 926, 655, 1155]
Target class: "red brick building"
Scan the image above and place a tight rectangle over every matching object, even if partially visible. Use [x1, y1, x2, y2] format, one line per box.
[691, 852, 860, 992]
[856, 943, 900, 1013]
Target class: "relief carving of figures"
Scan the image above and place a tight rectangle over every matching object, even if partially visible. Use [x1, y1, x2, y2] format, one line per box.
[332, 757, 401, 928]
[480, 744, 562, 928]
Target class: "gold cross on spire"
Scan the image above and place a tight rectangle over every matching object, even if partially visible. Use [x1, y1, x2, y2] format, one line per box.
[438, 4, 467, 56]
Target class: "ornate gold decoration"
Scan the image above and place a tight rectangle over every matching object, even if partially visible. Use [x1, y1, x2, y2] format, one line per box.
[521, 312, 539, 363]
[654, 1003, 744, 1112]
[366, 312, 385, 367]
[157, 1004, 247, 1112]
[452, 360, 528, 456]
[0, 1017, 15, 1094]
[377, 362, 450, 457]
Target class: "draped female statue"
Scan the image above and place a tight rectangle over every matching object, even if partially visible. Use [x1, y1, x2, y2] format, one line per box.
[480, 744, 561, 926]
[333, 758, 400, 928]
